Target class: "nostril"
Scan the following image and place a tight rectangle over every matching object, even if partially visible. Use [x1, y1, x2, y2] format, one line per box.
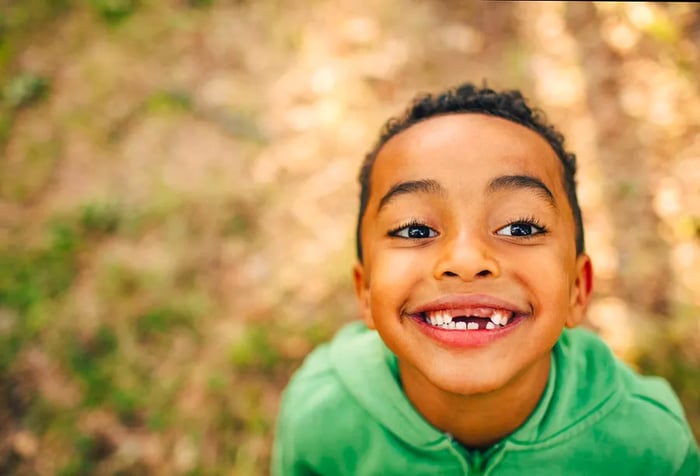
[442, 269, 492, 278]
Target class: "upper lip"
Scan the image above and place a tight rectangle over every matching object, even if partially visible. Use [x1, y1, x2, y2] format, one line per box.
[407, 294, 530, 317]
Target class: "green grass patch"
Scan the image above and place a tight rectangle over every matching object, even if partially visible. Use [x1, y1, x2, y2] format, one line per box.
[146, 408, 171, 431]
[64, 325, 149, 425]
[90, 0, 139, 24]
[79, 201, 122, 235]
[188, 0, 216, 7]
[111, 386, 142, 425]
[146, 90, 193, 113]
[0, 71, 52, 176]
[0, 222, 80, 369]
[136, 305, 197, 342]
[223, 212, 253, 237]
[66, 325, 119, 407]
[229, 325, 282, 373]
[3, 72, 49, 109]
[0, 137, 61, 201]
[57, 434, 101, 476]
[24, 395, 76, 434]
[0, 2, 71, 80]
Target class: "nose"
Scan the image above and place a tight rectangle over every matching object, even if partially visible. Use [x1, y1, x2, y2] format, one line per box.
[432, 230, 501, 281]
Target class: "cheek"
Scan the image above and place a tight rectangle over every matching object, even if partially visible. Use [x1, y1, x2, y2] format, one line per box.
[511, 247, 576, 308]
[369, 250, 428, 305]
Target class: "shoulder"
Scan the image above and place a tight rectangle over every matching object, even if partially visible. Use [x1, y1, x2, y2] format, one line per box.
[277, 323, 371, 438]
[280, 322, 384, 415]
[612, 361, 698, 473]
[556, 328, 699, 473]
[272, 322, 387, 475]
[559, 327, 687, 423]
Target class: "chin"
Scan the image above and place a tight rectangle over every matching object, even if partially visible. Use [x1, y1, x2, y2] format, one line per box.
[426, 366, 514, 397]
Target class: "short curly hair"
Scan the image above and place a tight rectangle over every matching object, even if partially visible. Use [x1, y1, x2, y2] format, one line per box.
[356, 82, 584, 262]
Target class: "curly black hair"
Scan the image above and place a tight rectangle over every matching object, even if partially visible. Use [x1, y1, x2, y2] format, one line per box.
[356, 82, 584, 262]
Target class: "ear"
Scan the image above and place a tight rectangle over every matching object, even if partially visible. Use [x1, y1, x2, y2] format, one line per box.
[353, 262, 375, 329]
[565, 254, 594, 328]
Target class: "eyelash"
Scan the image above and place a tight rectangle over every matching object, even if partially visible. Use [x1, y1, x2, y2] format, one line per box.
[387, 216, 548, 239]
[387, 219, 436, 238]
[499, 216, 549, 237]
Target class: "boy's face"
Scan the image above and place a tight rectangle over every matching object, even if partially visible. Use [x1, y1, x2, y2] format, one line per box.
[354, 113, 593, 396]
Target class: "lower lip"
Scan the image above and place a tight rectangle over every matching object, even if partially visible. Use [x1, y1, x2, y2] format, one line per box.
[410, 315, 526, 348]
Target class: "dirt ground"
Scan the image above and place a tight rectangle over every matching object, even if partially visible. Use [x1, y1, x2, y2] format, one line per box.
[1, 1, 699, 474]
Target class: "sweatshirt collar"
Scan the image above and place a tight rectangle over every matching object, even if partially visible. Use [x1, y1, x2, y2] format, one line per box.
[331, 322, 622, 450]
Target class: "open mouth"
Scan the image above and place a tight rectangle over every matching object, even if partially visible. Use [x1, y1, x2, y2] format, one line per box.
[419, 308, 518, 331]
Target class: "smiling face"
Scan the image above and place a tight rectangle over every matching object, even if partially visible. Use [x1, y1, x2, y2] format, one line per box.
[354, 113, 593, 397]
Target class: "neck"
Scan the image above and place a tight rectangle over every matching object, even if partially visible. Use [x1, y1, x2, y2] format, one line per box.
[399, 354, 551, 449]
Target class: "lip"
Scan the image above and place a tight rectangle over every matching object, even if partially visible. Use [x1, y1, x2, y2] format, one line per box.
[405, 294, 531, 348]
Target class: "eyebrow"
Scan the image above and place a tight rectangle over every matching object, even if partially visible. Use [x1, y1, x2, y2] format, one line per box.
[488, 174, 557, 208]
[378, 179, 444, 212]
[376, 174, 556, 212]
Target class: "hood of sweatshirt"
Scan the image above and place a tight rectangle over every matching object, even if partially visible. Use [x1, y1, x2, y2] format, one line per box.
[328, 323, 631, 450]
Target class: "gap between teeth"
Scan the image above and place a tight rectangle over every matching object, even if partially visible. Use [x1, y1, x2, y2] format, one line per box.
[424, 309, 511, 329]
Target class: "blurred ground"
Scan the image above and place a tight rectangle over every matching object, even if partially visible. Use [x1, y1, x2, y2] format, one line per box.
[0, 1, 699, 474]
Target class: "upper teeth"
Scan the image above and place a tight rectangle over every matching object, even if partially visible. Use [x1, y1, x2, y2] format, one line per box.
[424, 309, 512, 329]
[490, 310, 509, 326]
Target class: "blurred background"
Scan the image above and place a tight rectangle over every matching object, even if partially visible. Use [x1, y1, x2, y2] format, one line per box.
[0, 1, 699, 474]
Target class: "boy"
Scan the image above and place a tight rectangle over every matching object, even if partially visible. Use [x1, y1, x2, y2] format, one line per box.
[272, 83, 700, 475]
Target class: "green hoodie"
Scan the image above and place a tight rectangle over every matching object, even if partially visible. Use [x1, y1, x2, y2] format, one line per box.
[272, 322, 700, 475]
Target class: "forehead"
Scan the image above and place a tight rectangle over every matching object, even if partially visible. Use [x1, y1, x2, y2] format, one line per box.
[370, 113, 564, 198]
